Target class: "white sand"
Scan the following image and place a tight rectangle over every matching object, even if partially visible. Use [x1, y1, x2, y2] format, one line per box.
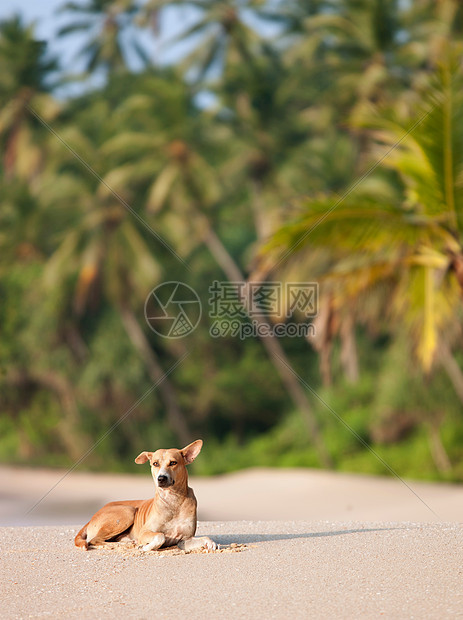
[1, 467, 462, 618]
[1, 465, 462, 525]
[1, 521, 462, 619]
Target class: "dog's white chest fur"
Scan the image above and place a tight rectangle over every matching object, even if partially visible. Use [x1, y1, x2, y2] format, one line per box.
[144, 492, 196, 546]
[164, 517, 196, 545]
[145, 514, 195, 546]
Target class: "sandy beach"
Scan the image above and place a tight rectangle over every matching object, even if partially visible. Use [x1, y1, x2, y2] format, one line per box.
[1, 466, 462, 618]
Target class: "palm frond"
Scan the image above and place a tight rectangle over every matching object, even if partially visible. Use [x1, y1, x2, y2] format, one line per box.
[146, 163, 179, 212]
[56, 22, 94, 37]
[102, 132, 157, 159]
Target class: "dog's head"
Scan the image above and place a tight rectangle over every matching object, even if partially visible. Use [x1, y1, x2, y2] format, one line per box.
[134, 440, 203, 490]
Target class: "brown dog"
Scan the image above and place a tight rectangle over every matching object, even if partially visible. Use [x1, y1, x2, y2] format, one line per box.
[74, 440, 217, 552]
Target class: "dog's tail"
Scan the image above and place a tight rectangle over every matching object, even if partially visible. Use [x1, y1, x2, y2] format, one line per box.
[74, 523, 89, 550]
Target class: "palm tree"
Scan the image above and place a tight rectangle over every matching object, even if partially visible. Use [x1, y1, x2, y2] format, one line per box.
[145, 0, 281, 81]
[101, 72, 332, 466]
[57, 0, 149, 74]
[283, 0, 437, 124]
[41, 94, 192, 444]
[0, 15, 58, 179]
[214, 38, 369, 250]
[259, 45, 463, 383]
[256, 45, 463, 471]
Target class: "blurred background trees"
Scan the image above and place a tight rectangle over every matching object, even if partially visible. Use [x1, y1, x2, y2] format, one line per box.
[1, 0, 463, 479]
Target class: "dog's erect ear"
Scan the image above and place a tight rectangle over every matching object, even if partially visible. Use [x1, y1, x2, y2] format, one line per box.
[135, 451, 153, 465]
[181, 440, 203, 465]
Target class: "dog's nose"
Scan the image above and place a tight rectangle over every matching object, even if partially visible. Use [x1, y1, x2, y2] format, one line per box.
[157, 475, 168, 486]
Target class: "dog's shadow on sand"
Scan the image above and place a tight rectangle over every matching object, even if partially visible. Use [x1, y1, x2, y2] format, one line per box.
[212, 527, 399, 546]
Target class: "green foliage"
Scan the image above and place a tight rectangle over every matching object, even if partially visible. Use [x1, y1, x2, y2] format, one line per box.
[1, 1, 463, 481]
[261, 43, 463, 371]
[197, 345, 463, 481]
[0, 14, 57, 98]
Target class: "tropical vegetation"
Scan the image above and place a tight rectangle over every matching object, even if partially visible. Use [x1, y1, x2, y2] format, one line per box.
[1, 0, 463, 481]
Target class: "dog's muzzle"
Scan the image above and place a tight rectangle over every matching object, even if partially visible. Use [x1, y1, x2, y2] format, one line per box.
[157, 474, 172, 488]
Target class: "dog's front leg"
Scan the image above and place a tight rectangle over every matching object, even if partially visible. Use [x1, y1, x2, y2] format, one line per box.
[138, 530, 165, 552]
[178, 536, 218, 552]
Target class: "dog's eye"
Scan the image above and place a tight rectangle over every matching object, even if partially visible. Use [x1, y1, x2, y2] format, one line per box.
[152, 462, 159, 467]
[169, 461, 177, 467]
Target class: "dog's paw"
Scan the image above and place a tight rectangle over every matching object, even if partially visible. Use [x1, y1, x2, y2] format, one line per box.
[178, 536, 218, 552]
[201, 537, 218, 552]
[140, 541, 159, 552]
[139, 532, 165, 552]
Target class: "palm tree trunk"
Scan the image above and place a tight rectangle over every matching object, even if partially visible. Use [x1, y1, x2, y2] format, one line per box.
[439, 342, 463, 405]
[199, 214, 332, 467]
[119, 305, 191, 445]
[319, 343, 333, 387]
[426, 422, 451, 474]
[340, 314, 359, 383]
[308, 299, 333, 387]
[250, 179, 273, 240]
